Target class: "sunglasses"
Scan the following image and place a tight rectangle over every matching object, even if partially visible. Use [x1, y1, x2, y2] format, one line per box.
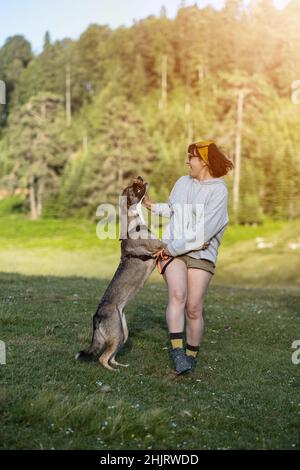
[187, 153, 198, 162]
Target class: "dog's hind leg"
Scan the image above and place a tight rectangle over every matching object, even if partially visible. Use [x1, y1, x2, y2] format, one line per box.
[109, 311, 129, 368]
[109, 357, 129, 368]
[121, 310, 129, 344]
[99, 339, 121, 371]
[75, 327, 103, 361]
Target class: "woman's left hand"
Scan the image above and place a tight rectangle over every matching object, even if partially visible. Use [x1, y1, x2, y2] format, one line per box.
[162, 247, 172, 258]
[152, 247, 172, 260]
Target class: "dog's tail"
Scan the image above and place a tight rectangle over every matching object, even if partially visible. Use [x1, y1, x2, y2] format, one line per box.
[75, 349, 95, 361]
[75, 327, 103, 361]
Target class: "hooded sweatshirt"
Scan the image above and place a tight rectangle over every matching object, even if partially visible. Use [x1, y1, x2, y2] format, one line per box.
[154, 175, 229, 266]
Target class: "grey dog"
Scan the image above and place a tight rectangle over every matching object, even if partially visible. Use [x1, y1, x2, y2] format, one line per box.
[75, 176, 166, 370]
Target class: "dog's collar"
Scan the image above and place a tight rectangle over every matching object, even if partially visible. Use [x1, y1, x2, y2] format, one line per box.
[122, 254, 154, 261]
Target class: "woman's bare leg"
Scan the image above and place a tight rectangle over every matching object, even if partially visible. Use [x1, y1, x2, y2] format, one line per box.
[161, 258, 188, 333]
[185, 268, 213, 346]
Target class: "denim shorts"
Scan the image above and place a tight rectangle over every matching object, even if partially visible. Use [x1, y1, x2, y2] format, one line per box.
[176, 255, 216, 275]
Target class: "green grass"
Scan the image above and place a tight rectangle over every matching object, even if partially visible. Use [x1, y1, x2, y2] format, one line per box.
[0, 214, 300, 449]
[0, 215, 299, 288]
[0, 214, 119, 250]
[0, 272, 299, 450]
[0, 214, 285, 250]
[220, 217, 284, 247]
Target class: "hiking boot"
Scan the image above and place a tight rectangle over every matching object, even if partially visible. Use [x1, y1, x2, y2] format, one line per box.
[169, 348, 192, 375]
[186, 355, 197, 371]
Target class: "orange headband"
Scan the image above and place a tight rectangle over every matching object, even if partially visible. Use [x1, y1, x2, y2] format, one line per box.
[194, 140, 214, 164]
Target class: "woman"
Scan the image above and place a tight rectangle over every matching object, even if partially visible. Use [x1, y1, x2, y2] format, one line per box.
[142, 140, 234, 374]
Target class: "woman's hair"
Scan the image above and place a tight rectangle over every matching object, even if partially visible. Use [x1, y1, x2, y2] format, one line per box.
[188, 142, 234, 177]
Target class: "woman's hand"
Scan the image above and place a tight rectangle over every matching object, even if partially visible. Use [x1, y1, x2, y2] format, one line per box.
[162, 247, 172, 257]
[142, 192, 153, 210]
[202, 240, 210, 250]
[152, 246, 172, 260]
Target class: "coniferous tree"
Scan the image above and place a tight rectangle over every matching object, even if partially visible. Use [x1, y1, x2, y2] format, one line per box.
[4, 93, 68, 218]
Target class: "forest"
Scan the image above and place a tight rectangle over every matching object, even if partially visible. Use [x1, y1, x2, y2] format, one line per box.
[0, 0, 300, 223]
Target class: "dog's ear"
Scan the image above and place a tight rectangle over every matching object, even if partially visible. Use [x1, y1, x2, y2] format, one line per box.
[133, 176, 144, 187]
[135, 176, 144, 183]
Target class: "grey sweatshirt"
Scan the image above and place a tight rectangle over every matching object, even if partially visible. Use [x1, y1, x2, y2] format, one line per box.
[154, 175, 229, 266]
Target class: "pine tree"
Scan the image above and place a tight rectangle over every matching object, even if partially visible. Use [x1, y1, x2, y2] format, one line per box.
[5, 92, 68, 219]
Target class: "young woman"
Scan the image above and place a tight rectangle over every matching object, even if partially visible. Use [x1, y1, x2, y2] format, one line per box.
[143, 141, 234, 374]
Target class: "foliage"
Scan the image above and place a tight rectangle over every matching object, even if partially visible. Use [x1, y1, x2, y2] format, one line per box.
[0, 270, 299, 449]
[0, 1, 300, 220]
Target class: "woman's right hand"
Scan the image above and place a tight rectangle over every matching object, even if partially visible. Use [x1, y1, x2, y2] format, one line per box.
[202, 240, 210, 250]
[142, 192, 153, 210]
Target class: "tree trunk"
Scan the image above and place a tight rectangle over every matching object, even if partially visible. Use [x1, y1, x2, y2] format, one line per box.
[158, 54, 167, 110]
[83, 130, 88, 155]
[37, 177, 44, 218]
[185, 99, 193, 145]
[197, 63, 205, 82]
[233, 89, 244, 224]
[0, 79, 6, 105]
[66, 63, 72, 126]
[29, 175, 38, 220]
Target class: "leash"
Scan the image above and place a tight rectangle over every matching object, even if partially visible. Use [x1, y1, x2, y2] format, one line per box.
[152, 248, 174, 275]
[124, 249, 174, 275]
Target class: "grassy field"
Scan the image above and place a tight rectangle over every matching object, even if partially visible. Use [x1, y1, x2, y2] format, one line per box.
[0, 214, 299, 288]
[0, 214, 300, 449]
